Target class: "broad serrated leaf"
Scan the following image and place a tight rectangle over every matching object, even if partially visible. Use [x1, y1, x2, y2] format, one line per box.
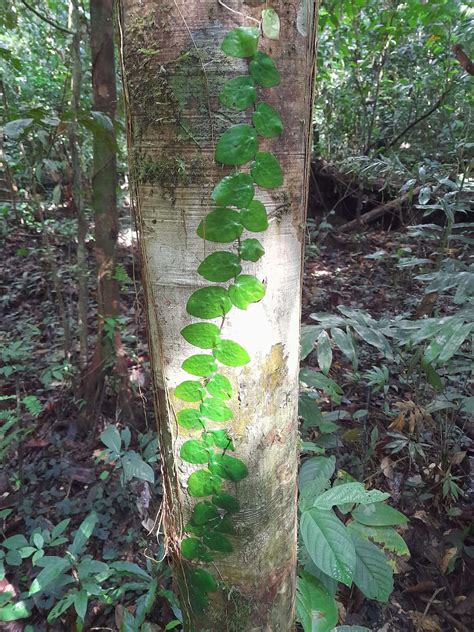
[314, 483, 389, 510]
[187, 469, 222, 497]
[219, 76, 257, 110]
[181, 322, 221, 348]
[214, 339, 250, 366]
[197, 208, 243, 243]
[206, 373, 233, 399]
[296, 572, 338, 632]
[211, 172, 254, 208]
[351, 502, 408, 527]
[175, 380, 205, 402]
[300, 508, 356, 586]
[350, 532, 394, 602]
[249, 51, 281, 87]
[250, 151, 283, 188]
[180, 439, 210, 464]
[221, 27, 259, 58]
[239, 238, 265, 262]
[215, 124, 258, 166]
[198, 251, 242, 282]
[252, 102, 283, 138]
[200, 398, 233, 422]
[240, 200, 268, 232]
[228, 274, 265, 309]
[186, 287, 232, 319]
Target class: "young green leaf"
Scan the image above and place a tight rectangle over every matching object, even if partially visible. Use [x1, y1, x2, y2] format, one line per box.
[175, 380, 205, 402]
[203, 532, 233, 553]
[200, 397, 233, 422]
[29, 557, 71, 596]
[350, 532, 394, 602]
[206, 429, 234, 450]
[187, 469, 222, 497]
[197, 208, 243, 243]
[182, 354, 217, 377]
[186, 287, 232, 319]
[209, 454, 248, 481]
[181, 322, 221, 349]
[240, 200, 268, 232]
[206, 373, 233, 399]
[296, 572, 338, 632]
[214, 339, 251, 366]
[211, 173, 254, 208]
[252, 102, 283, 138]
[300, 508, 356, 586]
[181, 538, 212, 561]
[198, 252, 242, 282]
[180, 439, 211, 464]
[250, 152, 283, 188]
[219, 76, 257, 110]
[215, 124, 258, 166]
[212, 492, 240, 513]
[69, 512, 98, 556]
[262, 8, 281, 40]
[177, 409, 205, 431]
[73, 589, 88, 621]
[313, 483, 390, 510]
[190, 500, 220, 525]
[351, 502, 408, 527]
[228, 274, 265, 310]
[249, 51, 281, 87]
[221, 26, 259, 58]
[239, 238, 265, 262]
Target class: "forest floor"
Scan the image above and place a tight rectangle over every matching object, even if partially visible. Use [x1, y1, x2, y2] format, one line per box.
[0, 206, 472, 631]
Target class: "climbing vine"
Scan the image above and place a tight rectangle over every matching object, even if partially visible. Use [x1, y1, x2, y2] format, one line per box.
[174, 22, 284, 612]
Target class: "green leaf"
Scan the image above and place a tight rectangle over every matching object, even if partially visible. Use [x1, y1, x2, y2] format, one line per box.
[212, 492, 240, 513]
[69, 512, 98, 556]
[176, 408, 205, 430]
[187, 469, 222, 497]
[0, 600, 30, 621]
[180, 439, 210, 464]
[47, 592, 76, 622]
[181, 323, 221, 349]
[252, 102, 283, 138]
[2, 534, 28, 550]
[203, 532, 233, 553]
[186, 287, 232, 319]
[215, 124, 258, 166]
[347, 522, 409, 556]
[100, 426, 121, 455]
[206, 430, 234, 450]
[197, 208, 243, 243]
[262, 8, 281, 40]
[5, 550, 21, 566]
[250, 152, 283, 189]
[181, 538, 212, 561]
[331, 327, 358, 369]
[239, 238, 265, 262]
[29, 556, 71, 595]
[109, 561, 152, 580]
[296, 572, 338, 632]
[314, 483, 390, 510]
[350, 532, 394, 602]
[189, 567, 218, 593]
[51, 519, 71, 540]
[214, 339, 250, 366]
[74, 589, 88, 621]
[334, 627, 370, 631]
[249, 51, 281, 87]
[219, 76, 257, 110]
[190, 501, 220, 525]
[221, 26, 259, 58]
[299, 456, 336, 497]
[198, 252, 242, 282]
[228, 274, 265, 310]
[240, 200, 268, 232]
[351, 502, 408, 527]
[206, 374, 233, 399]
[175, 380, 205, 402]
[300, 325, 319, 360]
[317, 330, 332, 375]
[211, 173, 254, 208]
[300, 509, 356, 586]
[209, 454, 248, 481]
[201, 398, 233, 422]
[121, 451, 155, 484]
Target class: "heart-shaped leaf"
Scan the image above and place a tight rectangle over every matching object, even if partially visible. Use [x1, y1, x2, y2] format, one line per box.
[197, 208, 243, 243]
[182, 354, 217, 377]
[206, 373, 233, 399]
[175, 380, 205, 402]
[211, 173, 254, 209]
[240, 200, 268, 232]
[198, 252, 242, 282]
[249, 51, 281, 87]
[239, 238, 265, 262]
[181, 322, 221, 348]
[186, 287, 232, 319]
[252, 102, 283, 138]
[219, 76, 256, 110]
[215, 124, 258, 166]
[221, 27, 259, 58]
[250, 152, 283, 189]
[214, 339, 251, 366]
[228, 274, 265, 309]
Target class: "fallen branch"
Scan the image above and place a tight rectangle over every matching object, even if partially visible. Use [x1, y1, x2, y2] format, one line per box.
[338, 186, 421, 232]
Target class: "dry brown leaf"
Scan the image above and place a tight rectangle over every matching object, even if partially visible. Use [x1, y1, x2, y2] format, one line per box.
[408, 610, 442, 631]
[440, 547, 459, 574]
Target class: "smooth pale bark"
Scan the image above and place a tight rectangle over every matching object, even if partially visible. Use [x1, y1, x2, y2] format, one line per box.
[120, 1, 317, 629]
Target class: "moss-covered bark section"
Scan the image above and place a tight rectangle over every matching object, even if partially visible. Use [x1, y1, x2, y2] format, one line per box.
[121, 1, 318, 630]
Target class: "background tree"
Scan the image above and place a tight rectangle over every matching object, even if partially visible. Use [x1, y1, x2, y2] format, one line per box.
[120, 0, 318, 628]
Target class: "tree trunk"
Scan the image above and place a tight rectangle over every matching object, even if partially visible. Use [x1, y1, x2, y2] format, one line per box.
[84, 0, 131, 419]
[120, 2, 317, 629]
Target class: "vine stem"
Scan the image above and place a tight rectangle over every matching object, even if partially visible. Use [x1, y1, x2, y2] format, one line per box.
[217, 0, 261, 26]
